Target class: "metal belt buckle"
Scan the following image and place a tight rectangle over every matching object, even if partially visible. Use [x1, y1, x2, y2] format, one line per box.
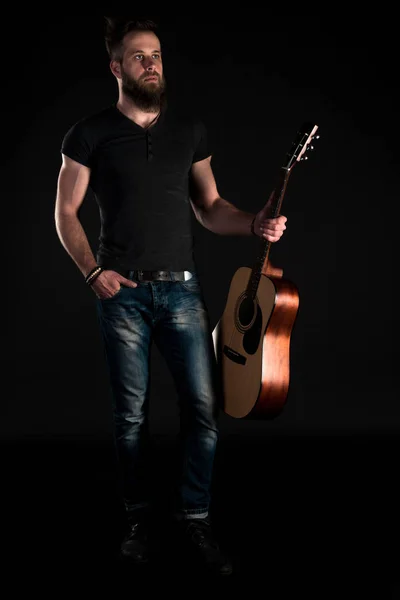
[184, 271, 193, 281]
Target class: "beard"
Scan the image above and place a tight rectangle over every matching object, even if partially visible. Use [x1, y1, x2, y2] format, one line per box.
[121, 68, 167, 112]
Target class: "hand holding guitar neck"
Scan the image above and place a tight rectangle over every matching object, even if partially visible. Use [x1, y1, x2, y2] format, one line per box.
[252, 190, 288, 243]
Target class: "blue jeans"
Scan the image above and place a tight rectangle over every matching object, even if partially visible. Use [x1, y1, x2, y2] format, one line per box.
[96, 271, 220, 521]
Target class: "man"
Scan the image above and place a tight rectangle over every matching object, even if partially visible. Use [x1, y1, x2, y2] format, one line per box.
[54, 17, 287, 576]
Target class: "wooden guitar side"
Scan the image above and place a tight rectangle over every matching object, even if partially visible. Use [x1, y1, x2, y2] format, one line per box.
[249, 274, 299, 419]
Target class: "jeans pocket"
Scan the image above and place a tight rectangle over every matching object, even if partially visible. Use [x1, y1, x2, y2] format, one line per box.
[100, 286, 124, 301]
[179, 273, 201, 292]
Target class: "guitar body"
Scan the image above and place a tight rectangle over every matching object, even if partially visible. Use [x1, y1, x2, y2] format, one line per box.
[212, 266, 299, 419]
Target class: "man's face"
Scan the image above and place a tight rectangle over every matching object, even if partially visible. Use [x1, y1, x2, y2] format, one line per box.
[117, 30, 166, 111]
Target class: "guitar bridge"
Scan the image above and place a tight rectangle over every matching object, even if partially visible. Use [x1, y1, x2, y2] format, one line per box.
[223, 345, 246, 365]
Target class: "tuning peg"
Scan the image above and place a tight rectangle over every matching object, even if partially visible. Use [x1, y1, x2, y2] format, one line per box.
[300, 155, 309, 160]
[312, 134, 320, 140]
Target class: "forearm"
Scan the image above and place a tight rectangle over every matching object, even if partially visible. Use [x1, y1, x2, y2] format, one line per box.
[55, 213, 97, 277]
[196, 197, 255, 235]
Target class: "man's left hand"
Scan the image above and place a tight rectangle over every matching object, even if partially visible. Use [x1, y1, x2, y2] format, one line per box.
[253, 192, 287, 242]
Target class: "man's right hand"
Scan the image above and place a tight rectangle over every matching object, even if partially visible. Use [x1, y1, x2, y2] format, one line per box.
[90, 269, 138, 299]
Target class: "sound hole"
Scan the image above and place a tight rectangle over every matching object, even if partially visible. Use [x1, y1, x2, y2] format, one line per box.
[238, 294, 255, 328]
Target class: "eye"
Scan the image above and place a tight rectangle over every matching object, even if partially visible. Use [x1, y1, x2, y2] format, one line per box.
[134, 55, 143, 60]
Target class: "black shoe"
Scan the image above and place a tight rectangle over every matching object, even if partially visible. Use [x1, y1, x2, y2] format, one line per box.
[178, 517, 233, 576]
[120, 515, 149, 564]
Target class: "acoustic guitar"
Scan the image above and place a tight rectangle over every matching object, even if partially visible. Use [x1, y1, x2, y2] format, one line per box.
[212, 122, 319, 419]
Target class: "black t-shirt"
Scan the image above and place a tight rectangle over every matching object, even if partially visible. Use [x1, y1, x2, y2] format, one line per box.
[61, 104, 211, 272]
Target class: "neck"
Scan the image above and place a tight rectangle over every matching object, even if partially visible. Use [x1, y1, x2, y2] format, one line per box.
[116, 96, 160, 129]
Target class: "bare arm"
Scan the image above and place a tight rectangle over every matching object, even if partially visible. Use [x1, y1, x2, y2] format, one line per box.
[189, 156, 254, 235]
[55, 154, 137, 297]
[54, 154, 97, 277]
[189, 156, 287, 242]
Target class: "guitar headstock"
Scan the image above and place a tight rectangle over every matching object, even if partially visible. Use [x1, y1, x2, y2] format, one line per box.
[285, 122, 319, 171]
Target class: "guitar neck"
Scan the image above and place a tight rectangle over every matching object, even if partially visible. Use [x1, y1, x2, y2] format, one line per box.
[247, 167, 292, 297]
[245, 121, 319, 298]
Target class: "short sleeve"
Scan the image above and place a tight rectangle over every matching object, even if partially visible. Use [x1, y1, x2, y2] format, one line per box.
[192, 119, 211, 163]
[60, 119, 93, 167]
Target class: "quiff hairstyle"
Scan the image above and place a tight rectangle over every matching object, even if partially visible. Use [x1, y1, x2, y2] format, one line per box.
[104, 17, 160, 61]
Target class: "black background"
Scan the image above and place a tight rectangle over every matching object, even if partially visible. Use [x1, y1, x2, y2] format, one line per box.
[5, 14, 399, 594]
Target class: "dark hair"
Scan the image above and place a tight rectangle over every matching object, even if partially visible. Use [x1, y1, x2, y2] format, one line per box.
[104, 17, 159, 61]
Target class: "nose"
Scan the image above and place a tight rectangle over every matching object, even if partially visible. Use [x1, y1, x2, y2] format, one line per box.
[144, 58, 156, 72]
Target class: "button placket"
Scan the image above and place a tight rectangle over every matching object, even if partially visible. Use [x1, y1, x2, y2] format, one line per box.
[147, 131, 153, 162]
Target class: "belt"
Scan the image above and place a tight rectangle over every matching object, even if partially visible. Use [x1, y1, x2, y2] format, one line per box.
[118, 270, 194, 282]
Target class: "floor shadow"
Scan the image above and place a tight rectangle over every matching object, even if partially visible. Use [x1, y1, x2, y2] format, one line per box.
[5, 432, 399, 596]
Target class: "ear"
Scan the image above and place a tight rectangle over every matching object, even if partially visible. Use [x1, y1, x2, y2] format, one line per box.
[110, 60, 122, 79]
